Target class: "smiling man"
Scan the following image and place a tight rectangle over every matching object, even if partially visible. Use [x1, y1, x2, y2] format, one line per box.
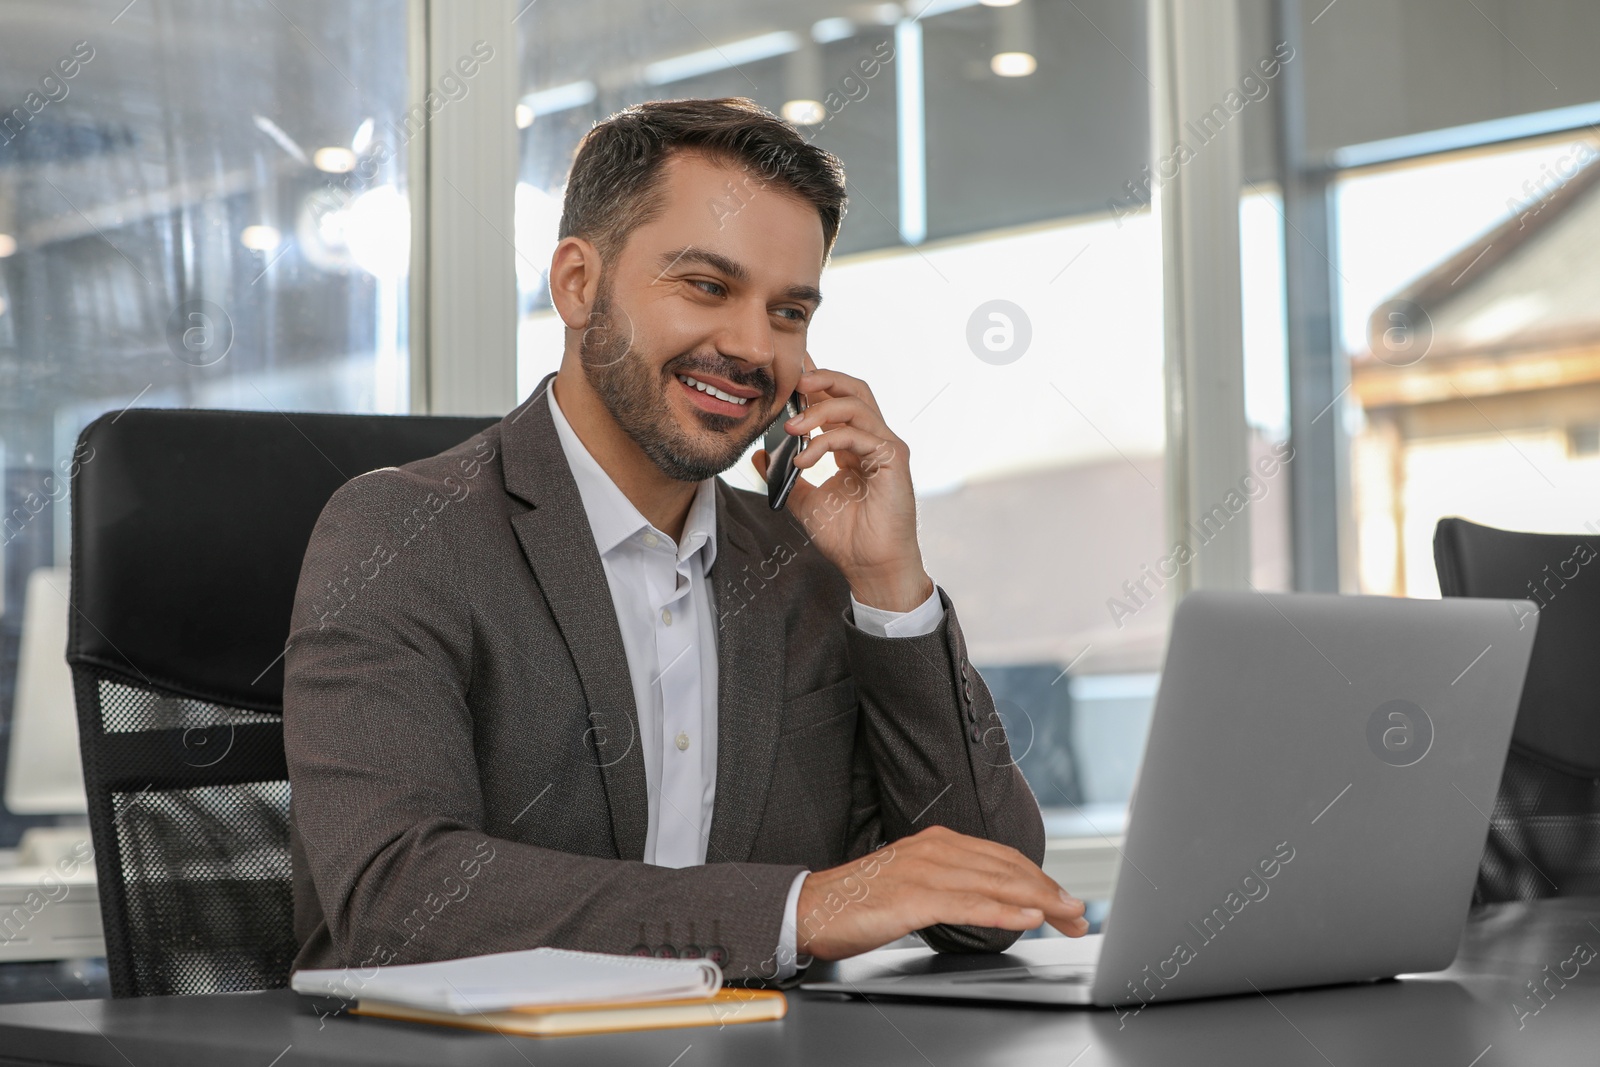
[284, 97, 1086, 987]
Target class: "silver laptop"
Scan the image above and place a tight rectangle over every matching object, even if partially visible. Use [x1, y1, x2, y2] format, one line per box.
[802, 589, 1538, 1009]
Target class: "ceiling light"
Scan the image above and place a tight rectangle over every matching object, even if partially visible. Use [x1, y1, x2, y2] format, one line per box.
[784, 39, 825, 128]
[240, 225, 281, 252]
[992, 0, 1036, 75]
[521, 80, 597, 119]
[0, 233, 16, 257]
[991, 51, 1036, 76]
[515, 103, 535, 129]
[313, 146, 357, 173]
[644, 31, 800, 85]
[812, 17, 854, 42]
[782, 100, 826, 126]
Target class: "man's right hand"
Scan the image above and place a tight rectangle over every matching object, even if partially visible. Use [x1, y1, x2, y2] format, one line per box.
[794, 825, 1090, 961]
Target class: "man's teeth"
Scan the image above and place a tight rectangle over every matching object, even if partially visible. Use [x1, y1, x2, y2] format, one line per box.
[676, 374, 750, 406]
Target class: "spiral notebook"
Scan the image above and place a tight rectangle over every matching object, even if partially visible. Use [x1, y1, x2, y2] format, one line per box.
[291, 946, 723, 1015]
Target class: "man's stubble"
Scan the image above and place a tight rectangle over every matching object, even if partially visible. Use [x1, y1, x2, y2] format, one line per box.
[578, 270, 780, 483]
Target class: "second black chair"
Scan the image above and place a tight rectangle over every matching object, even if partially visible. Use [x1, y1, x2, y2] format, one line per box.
[1434, 516, 1600, 904]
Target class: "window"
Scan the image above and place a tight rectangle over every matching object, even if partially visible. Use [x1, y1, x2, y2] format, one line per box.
[1336, 132, 1600, 598]
[514, 1, 1164, 840]
[1241, 186, 1293, 594]
[0, 0, 414, 845]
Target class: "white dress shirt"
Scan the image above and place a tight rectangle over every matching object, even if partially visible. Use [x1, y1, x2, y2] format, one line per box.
[547, 387, 944, 978]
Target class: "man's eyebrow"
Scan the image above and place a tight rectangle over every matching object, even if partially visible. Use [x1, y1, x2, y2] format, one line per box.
[655, 245, 824, 309]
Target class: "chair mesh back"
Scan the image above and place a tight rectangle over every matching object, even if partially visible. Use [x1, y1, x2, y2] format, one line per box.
[73, 664, 296, 997]
[1477, 748, 1600, 904]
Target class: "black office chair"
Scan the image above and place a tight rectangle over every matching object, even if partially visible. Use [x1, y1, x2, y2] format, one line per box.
[67, 407, 497, 997]
[1433, 516, 1600, 905]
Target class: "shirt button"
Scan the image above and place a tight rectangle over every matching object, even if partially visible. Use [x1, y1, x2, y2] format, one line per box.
[676, 731, 691, 751]
[643, 532, 659, 548]
[662, 608, 673, 626]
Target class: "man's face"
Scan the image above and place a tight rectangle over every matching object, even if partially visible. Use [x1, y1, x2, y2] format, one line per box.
[577, 150, 825, 482]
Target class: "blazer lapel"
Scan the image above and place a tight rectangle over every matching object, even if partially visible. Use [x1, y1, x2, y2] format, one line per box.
[501, 378, 649, 862]
[705, 485, 788, 864]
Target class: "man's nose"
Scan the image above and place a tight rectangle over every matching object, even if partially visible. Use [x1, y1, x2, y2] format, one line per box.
[715, 298, 777, 370]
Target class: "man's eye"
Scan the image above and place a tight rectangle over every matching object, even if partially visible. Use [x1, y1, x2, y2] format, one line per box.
[776, 308, 808, 323]
[692, 280, 725, 296]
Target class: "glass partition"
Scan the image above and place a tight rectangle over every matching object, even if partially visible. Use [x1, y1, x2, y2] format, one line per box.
[0, 0, 414, 845]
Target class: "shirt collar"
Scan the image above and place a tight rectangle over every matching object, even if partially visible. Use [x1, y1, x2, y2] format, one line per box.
[547, 384, 719, 569]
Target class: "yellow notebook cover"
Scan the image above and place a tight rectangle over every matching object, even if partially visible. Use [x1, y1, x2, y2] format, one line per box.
[351, 988, 786, 1038]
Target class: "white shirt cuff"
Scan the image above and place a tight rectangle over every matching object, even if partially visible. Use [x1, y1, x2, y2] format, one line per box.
[850, 583, 945, 638]
[775, 870, 810, 980]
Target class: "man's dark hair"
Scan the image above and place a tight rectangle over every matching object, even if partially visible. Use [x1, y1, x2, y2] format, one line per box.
[558, 97, 848, 269]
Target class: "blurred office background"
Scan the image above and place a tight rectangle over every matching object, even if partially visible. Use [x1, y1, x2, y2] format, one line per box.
[0, 0, 1598, 941]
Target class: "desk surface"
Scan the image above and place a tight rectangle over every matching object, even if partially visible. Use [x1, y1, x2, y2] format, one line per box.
[0, 897, 1596, 1066]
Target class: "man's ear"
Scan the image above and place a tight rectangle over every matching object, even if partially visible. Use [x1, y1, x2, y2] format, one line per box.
[548, 236, 602, 329]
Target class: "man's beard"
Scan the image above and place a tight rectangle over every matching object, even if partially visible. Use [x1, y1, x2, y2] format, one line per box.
[578, 275, 779, 482]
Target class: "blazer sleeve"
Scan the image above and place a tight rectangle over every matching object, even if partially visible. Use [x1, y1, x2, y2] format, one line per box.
[283, 469, 806, 986]
[838, 586, 1048, 953]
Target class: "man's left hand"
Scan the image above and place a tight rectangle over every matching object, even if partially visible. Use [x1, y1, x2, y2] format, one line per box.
[753, 359, 932, 613]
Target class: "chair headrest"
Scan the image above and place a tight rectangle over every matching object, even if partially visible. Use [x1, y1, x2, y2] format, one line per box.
[68, 408, 498, 712]
[1435, 516, 1600, 775]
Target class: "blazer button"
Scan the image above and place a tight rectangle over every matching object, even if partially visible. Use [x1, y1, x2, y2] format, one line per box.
[969, 722, 982, 743]
[702, 923, 729, 967]
[966, 704, 978, 725]
[963, 681, 973, 702]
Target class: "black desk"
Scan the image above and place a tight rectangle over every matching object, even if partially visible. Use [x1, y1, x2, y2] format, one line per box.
[1, 897, 1597, 1066]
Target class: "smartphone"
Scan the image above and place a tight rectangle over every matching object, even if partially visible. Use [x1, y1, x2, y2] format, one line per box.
[764, 390, 809, 511]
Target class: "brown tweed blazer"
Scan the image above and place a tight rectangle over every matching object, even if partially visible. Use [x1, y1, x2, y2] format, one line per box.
[284, 375, 1046, 984]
